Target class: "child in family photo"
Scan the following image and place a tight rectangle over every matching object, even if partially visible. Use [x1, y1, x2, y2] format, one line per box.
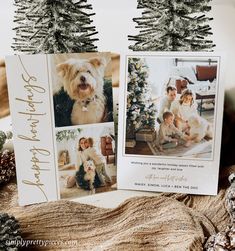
[85, 137, 112, 186]
[157, 111, 189, 151]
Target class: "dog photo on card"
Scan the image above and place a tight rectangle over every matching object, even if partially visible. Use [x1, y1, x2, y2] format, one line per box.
[5, 52, 116, 206]
[52, 53, 113, 127]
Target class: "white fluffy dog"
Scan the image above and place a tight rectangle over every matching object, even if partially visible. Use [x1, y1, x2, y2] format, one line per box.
[57, 57, 107, 125]
[83, 160, 96, 190]
[188, 115, 213, 143]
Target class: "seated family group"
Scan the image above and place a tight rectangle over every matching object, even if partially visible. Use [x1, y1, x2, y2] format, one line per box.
[66, 137, 111, 191]
[157, 86, 213, 152]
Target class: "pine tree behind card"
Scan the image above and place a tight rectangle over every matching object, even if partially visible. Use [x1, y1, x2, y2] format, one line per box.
[12, 0, 40, 53]
[126, 58, 156, 139]
[129, 0, 215, 51]
[12, 0, 99, 53]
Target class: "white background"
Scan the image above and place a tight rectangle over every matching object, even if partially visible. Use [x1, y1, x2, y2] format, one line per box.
[1, 0, 235, 90]
[1, 0, 235, 108]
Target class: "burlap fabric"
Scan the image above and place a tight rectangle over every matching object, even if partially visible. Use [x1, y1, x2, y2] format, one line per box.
[0, 166, 233, 251]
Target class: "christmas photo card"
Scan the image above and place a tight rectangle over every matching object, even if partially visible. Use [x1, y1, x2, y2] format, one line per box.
[6, 52, 116, 206]
[117, 52, 225, 196]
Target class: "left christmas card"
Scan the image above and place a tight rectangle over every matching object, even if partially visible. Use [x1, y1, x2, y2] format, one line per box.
[5, 52, 116, 206]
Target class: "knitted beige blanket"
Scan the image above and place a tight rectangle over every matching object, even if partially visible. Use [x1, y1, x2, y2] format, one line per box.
[1, 166, 233, 251]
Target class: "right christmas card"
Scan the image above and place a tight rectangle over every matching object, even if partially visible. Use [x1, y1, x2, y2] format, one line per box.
[117, 52, 225, 195]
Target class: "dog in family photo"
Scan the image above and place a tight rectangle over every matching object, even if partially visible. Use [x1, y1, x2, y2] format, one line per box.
[188, 115, 213, 143]
[83, 160, 96, 191]
[75, 160, 101, 191]
[56, 56, 108, 125]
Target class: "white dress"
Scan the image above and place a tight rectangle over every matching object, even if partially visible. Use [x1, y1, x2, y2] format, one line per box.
[170, 100, 198, 121]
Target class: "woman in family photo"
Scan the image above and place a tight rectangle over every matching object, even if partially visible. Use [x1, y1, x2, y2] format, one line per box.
[170, 89, 198, 133]
[77, 137, 88, 168]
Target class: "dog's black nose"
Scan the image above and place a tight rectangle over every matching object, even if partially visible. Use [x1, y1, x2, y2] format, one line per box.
[80, 76, 86, 82]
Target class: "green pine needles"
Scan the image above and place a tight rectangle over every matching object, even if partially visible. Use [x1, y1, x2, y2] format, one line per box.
[126, 58, 156, 137]
[12, 0, 99, 53]
[56, 129, 82, 143]
[129, 0, 215, 51]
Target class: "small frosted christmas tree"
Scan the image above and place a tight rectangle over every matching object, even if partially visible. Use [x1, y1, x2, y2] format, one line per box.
[126, 58, 156, 138]
[12, 0, 41, 52]
[12, 0, 99, 53]
[129, 0, 215, 51]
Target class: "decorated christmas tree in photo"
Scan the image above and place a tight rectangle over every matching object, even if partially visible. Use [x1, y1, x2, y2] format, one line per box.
[129, 0, 215, 51]
[12, 0, 99, 53]
[126, 58, 156, 140]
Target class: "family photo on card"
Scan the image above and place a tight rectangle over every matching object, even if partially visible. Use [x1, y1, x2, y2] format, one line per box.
[56, 124, 115, 199]
[118, 52, 224, 196]
[125, 56, 217, 159]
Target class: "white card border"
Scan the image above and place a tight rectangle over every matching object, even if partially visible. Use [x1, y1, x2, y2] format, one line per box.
[117, 51, 226, 196]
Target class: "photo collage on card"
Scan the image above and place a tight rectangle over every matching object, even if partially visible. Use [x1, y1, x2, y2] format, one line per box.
[125, 56, 218, 160]
[50, 52, 116, 199]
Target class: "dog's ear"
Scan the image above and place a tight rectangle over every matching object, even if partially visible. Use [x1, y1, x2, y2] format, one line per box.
[89, 57, 107, 69]
[56, 63, 72, 78]
[89, 57, 108, 77]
